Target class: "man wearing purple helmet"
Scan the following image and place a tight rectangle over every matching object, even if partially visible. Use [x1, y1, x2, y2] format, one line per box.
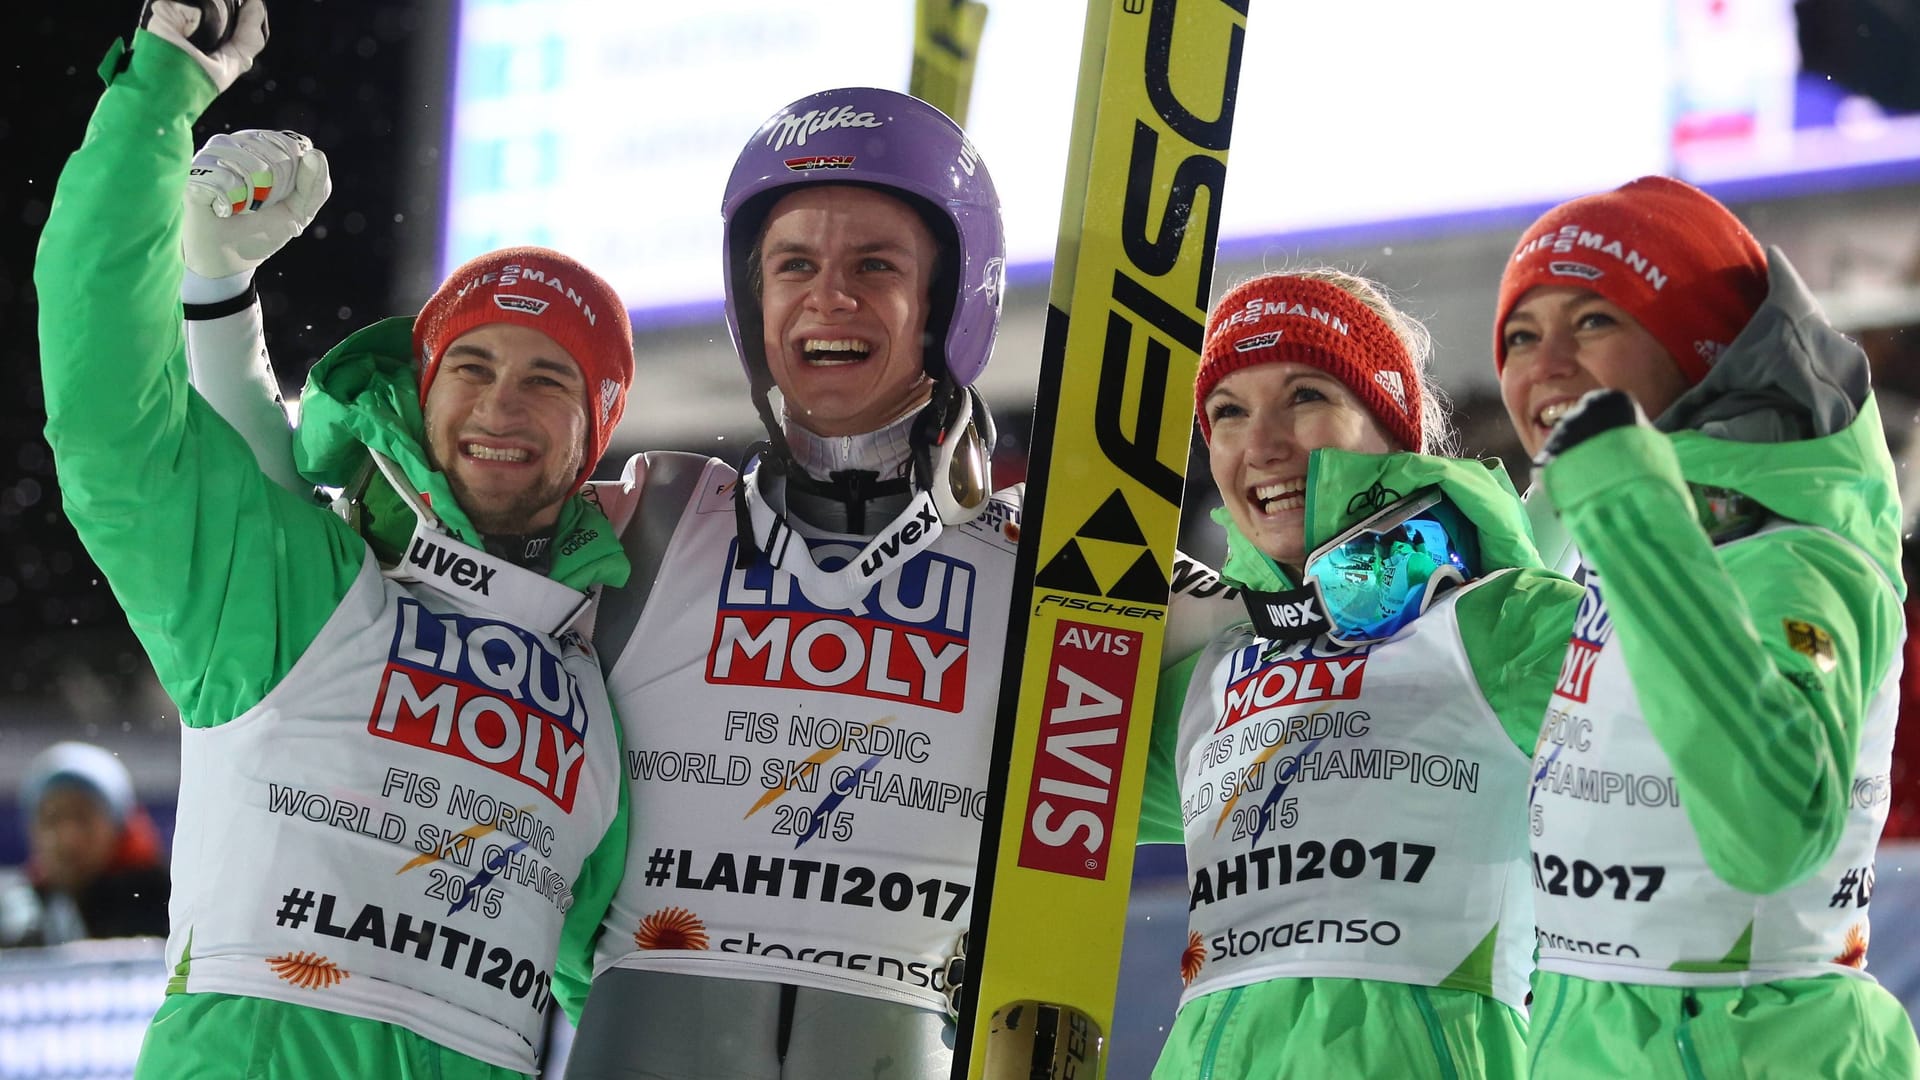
[562, 86, 1016, 1078]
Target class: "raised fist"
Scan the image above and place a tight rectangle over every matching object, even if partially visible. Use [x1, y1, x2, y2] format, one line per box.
[140, 0, 269, 94]
[1535, 388, 1650, 467]
[182, 129, 331, 291]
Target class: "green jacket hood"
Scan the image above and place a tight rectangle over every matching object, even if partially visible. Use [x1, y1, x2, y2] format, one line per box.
[1657, 248, 1903, 591]
[292, 317, 630, 590]
[1218, 449, 1544, 592]
[293, 317, 446, 501]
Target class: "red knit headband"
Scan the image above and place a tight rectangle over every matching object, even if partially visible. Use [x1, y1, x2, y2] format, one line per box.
[1196, 275, 1423, 451]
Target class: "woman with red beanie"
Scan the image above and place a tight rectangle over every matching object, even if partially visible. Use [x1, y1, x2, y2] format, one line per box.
[1498, 176, 1919, 1077]
[1137, 269, 1584, 1077]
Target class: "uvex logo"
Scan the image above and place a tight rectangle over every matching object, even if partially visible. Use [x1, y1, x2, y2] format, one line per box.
[860, 503, 940, 576]
[409, 537, 496, 596]
[1246, 585, 1336, 644]
[1263, 598, 1316, 627]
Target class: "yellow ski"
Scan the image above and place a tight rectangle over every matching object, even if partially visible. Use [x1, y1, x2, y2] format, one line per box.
[957, 1, 1250, 1075]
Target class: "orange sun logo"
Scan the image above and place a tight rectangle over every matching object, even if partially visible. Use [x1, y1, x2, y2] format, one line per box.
[635, 906, 710, 951]
[1834, 923, 1869, 969]
[1181, 931, 1206, 985]
[266, 951, 348, 990]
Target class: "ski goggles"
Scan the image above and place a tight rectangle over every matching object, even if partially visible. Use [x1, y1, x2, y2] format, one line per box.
[1299, 485, 1479, 646]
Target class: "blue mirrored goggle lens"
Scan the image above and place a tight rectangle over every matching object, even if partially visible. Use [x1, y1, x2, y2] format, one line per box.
[1303, 503, 1475, 643]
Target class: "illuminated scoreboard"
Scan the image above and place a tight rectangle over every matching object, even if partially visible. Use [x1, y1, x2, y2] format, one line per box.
[441, 0, 1920, 329]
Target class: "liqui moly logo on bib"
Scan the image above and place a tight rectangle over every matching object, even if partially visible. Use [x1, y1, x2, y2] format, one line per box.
[1216, 641, 1369, 734]
[369, 599, 593, 811]
[1556, 577, 1613, 703]
[707, 539, 974, 712]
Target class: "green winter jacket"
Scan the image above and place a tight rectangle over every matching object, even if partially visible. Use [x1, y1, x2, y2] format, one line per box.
[1527, 250, 1919, 1078]
[35, 32, 628, 1078]
[1141, 449, 1584, 1080]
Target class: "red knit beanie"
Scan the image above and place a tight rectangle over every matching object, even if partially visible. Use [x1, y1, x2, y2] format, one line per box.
[413, 246, 634, 491]
[1493, 176, 1768, 385]
[1196, 274, 1423, 451]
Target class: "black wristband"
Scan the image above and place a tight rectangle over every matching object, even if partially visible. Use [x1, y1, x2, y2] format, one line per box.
[182, 281, 259, 322]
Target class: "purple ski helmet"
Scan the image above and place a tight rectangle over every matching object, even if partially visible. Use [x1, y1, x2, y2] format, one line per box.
[721, 87, 1005, 396]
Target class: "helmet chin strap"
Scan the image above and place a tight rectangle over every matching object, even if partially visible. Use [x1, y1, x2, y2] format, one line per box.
[730, 369, 996, 610]
[732, 448, 947, 612]
[748, 371, 796, 467]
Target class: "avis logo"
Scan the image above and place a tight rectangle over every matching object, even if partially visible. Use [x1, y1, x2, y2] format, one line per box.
[1018, 621, 1141, 881]
[1217, 642, 1367, 732]
[370, 599, 593, 810]
[707, 539, 975, 712]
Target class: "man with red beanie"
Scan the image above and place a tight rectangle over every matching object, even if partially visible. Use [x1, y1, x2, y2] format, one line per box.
[1497, 176, 1919, 1077]
[35, 5, 634, 1075]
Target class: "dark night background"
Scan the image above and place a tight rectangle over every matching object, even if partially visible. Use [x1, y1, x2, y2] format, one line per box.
[6, 0, 448, 708]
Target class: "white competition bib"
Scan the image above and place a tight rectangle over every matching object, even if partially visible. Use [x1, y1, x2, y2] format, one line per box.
[169, 544, 622, 1073]
[1175, 573, 1534, 1010]
[1531, 524, 1900, 985]
[595, 459, 1020, 1013]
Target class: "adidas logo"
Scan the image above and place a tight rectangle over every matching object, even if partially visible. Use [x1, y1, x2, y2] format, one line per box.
[1374, 370, 1408, 413]
[600, 379, 621, 424]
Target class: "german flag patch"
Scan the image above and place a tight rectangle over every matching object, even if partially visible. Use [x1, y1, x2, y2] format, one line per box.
[1784, 619, 1837, 674]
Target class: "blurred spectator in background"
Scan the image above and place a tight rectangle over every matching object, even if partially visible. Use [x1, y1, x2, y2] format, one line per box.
[0, 742, 168, 947]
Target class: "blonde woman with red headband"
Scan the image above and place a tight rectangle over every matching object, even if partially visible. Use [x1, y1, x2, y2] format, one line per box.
[1137, 270, 1583, 1078]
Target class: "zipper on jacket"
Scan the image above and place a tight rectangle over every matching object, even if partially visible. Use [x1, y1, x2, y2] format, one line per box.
[1411, 986, 1462, 1080]
[1675, 990, 1709, 1080]
[1197, 986, 1245, 1080]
